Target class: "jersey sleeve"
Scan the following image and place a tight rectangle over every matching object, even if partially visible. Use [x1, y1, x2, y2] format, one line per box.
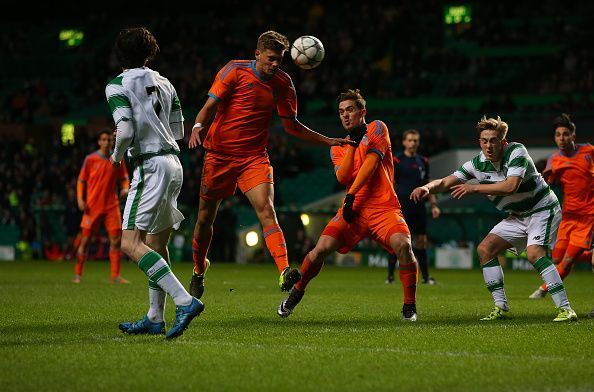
[453, 160, 475, 183]
[276, 76, 298, 119]
[366, 120, 389, 159]
[169, 85, 184, 139]
[77, 157, 89, 200]
[330, 146, 345, 173]
[208, 62, 238, 102]
[507, 144, 529, 178]
[105, 83, 132, 125]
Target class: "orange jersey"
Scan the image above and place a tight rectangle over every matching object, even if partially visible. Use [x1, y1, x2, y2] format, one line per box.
[545, 143, 594, 214]
[330, 120, 400, 210]
[78, 151, 129, 212]
[204, 60, 297, 156]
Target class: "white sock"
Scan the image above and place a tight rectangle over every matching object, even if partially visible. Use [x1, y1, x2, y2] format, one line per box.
[533, 257, 570, 309]
[482, 259, 508, 311]
[138, 251, 192, 307]
[147, 286, 166, 323]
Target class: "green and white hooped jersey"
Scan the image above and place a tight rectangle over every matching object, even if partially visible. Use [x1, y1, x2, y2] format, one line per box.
[453, 142, 558, 216]
[105, 67, 184, 160]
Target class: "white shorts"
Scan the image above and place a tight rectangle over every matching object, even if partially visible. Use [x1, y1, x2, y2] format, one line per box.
[490, 205, 561, 254]
[122, 154, 184, 234]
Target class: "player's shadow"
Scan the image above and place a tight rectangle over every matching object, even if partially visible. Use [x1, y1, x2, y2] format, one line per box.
[0, 320, 152, 347]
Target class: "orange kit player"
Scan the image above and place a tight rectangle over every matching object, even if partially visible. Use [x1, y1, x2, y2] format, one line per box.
[278, 89, 420, 321]
[529, 114, 594, 299]
[187, 31, 351, 298]
[73, 130, 130, 283]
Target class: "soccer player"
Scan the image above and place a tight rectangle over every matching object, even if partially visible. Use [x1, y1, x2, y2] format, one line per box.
[411, 116, 578, 321]
[106, 27, 202, 339]
[386, 129, 440, 285]
[73, 130, 130, 284]
[529, 114, 593, 299]
[187, 31, 351, 298]
[278, 89, 420, 321]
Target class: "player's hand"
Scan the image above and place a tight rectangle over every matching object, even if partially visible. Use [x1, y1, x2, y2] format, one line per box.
[450, 183, 476, 199]
[431, 204, 441, 219]
[327, 137, 355, 147]
[189, 125, 205, 149]
[348, 123, 367, 147]
[410, 186, 429, 203]
[342, 193, 356, 223]
[120, 188, 129, 200]
[109, 156, 121, 167]
[77, 199, 86, 212]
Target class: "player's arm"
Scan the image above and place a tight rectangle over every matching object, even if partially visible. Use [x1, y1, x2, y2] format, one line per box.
[281, 118, 351, 147]
[189, 97, 219, 148]
[411, 175, 462, 203]
[341, 152, 381, 222]
[77, 159, 88, 211]
[110, 119, 134, 165]
[334, 146, 356, 184]
[451, 176, 522, 199]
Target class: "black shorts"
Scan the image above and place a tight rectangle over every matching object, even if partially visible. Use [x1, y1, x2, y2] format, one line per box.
[401, 205, 427, 235]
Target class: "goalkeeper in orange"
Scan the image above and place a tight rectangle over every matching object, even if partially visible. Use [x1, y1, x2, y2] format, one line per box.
[277, 89, 420, 321]
[73, 130, 130, 283]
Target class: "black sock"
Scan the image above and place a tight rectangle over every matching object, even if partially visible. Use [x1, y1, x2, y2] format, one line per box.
[414, 248, 429, 281]
[387, 253, 397, 279]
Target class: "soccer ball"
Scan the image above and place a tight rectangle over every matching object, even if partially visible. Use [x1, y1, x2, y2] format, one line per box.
[290, 36, 325, 69]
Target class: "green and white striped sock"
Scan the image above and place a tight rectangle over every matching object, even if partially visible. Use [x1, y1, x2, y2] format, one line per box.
[533, 256, 570, 309]
[138, 251, 192, 307]
[482, 258, 508, 311]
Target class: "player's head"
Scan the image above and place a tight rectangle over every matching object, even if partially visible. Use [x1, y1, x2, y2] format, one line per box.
[552, 113, 576, 151]
[97, 130, 113, 150]
[255, 31, 289, 78]
[402, 129, 420, 154]
[476, 115, 508, 162]
[337, 89, 367, 131]
[114, 27, 159, 69]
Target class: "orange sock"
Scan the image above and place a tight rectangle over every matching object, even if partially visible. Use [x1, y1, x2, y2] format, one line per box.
[576, 250, 592, 263]
[109, 249, 121, 279]
[75, 253, 85, 276]
[263, 224, 289, 273]
[399, 261, 418, 304]
[295, 255, 322, 292]
[192, 227, 212, 275]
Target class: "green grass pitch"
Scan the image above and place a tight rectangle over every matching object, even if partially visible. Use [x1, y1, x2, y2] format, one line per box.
[1, 259, 593, 391]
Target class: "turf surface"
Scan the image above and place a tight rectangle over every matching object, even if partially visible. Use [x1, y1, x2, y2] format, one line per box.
[1, 260, 592, 391]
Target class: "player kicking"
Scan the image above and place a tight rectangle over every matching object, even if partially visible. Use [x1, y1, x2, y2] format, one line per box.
[386, 129, 440, 285]
[106, 27, 202, 339]
[411, 116, 577, 322]
[73, 130, 130, 284]
[278, 89, 419, 321]
[528, 114, 593, 300]
[188, 31, 350, 298]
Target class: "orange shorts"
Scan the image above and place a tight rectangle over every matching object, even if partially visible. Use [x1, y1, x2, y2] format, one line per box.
[200, 151, 273, 200]
[557, 213, 594, 249]
[80, 207, 122, 237]
[322, 207, 410, 254]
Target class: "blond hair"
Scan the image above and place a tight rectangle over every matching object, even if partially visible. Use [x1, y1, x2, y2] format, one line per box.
[476, 116, 508, 139]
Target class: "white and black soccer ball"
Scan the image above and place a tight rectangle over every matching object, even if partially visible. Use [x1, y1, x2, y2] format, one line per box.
[290, 35, 325, 70]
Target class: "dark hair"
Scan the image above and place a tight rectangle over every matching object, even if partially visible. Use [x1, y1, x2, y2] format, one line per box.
[114, 27, 159, 69]
[257, 31, 289, 52]
[552, 113, 576, 133]
[402, 129, 420, 140]
[336, 89, 366, 109]
[98, 130, 112, 140]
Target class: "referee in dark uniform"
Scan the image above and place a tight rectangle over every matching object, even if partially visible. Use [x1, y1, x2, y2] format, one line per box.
[387, 129, 440, 284]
